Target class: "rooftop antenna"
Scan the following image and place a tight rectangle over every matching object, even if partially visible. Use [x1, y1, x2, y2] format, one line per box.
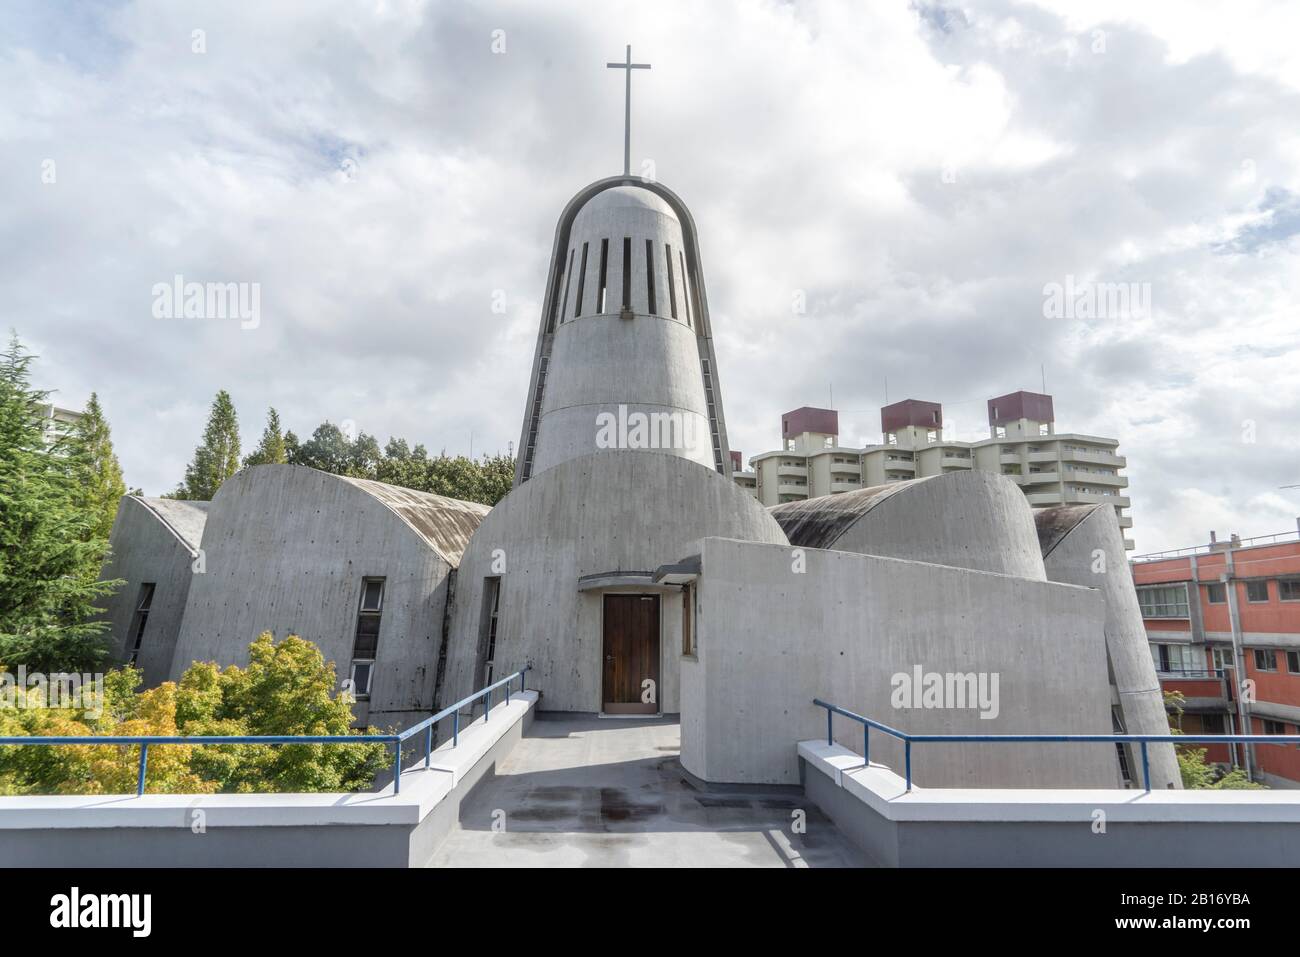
[1040, 363, 1046, 394]
[606, 45, 651, 176]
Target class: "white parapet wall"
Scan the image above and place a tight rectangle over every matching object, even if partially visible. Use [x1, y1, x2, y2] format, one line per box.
[800, 740, 1300, 867]
[681, 537, 1117, 788]
[0, 691, 537, 868]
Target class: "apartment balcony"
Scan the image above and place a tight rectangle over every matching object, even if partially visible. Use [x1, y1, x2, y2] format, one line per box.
[1062, 468, 1128, 488]
[1064, 490, 1131, 507]
[940, 454, 973, 468]
[1062, 448, 1126, 468]
[777, 483, 808, 497]
[999, 451, 1023, 464]
[1017, 471, 1060, 486]
[1026, 451, 1059, 464]
[829, 481, 861, 493]
[1158, 671, 1232, 711]
[776, 464, 808, 478]
[883, 458, 915, 471]
[829, 463, 862, 477]
[1025, 492, 1063, 506]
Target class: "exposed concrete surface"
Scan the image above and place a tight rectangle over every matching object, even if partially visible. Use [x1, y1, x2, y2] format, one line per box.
[98, 497, 208, 686]
[682, 537, 1114, 788]
[446, 452, 788, 715]
[801, 740, 1300, 867]
[427, 713, 868, 867]
[1036, 504, 1180, 789]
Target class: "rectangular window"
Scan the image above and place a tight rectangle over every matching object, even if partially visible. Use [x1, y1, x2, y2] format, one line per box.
[1288, 650, 1300, 674]
[645, 239, 656, 315]
[664, 243, 678, 318]
[477, 577, 502, 689]
[621, 237, 632, 310]
[350, 577, 385, 698]
[1212, 646, 1234, 672]
[1205, 582, 1226, 604]
[127, 582, 157, 665]
[597, 238, 609, 313]
[679, 249, 692, 329]
[1263, 719, 1286, 735]
[681, 584, 695, 657]
[1246, 580, 1269, 603]
[1253, 648, 1277, 672]
[574, 242, 589, 318]
[559, 248, 575, 324]
[1137, 584, 1190, 619]
[1280, 579, 1300, 602]
[1201, 713, 1226, 734]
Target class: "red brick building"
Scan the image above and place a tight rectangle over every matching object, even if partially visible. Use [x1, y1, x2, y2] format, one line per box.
[1132, 524, 1300, 787]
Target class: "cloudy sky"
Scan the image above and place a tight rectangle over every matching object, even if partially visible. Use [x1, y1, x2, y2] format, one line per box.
[4, 0, 1299, 552]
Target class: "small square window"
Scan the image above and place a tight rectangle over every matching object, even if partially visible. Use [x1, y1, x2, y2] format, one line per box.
[350, 660, 373, 698]
[1246, 580, 1269, 603]
[1205, 583, 1226, 604]
[360, 579, 384, 612]
[1253, 649, 1278, 672]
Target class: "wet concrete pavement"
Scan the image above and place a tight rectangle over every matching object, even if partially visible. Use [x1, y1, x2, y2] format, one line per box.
[427, 712, 869, 867]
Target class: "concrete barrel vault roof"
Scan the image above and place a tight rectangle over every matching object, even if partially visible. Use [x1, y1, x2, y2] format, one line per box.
[335, 475, 491, 566]
[131, 497, 210, 553]
[1033, 503, 1107, 559]
[769, 477, 925, 550]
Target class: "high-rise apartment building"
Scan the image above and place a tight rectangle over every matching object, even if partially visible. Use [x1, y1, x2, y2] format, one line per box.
[735, 390, 1134, 548]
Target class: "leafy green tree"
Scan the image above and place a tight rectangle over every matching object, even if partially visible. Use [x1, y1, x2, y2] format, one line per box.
[67, 393, 126, 542]
[0, 634, 389, 795]
[172, 390, 241, 500]
[0, 334, 116, 672]
[291, 422, 352, 474]
[478, 452, 515, 505]
[243, 407, 287, 467]
[1165, 690, 1266, 790]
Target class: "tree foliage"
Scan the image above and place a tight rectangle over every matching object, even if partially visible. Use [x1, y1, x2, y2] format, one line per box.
[0, 633, 389, 795]
[171, 389, 241, 500]
[242, 407, 287, 467]
[67, 393, 126, 542]
[0, 334, 117, 672]
[1165, 690, 1266, 790]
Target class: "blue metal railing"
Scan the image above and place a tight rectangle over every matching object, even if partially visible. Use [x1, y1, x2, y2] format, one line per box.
[0, 667, 530, 797]
[812, 697, 1300, 793]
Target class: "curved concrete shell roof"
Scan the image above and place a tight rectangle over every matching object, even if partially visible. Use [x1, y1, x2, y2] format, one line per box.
[133, 497, 209, 553]
[338, 475, 491, 566]
[768, 476, 927, 549]
[1033, 503, 1106, 559]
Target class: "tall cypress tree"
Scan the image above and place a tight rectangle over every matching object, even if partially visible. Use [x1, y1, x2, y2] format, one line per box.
[173, 390, 241, 500]
[243, 407, 287, 467]
[68, 392, 127, 541]
[0, 334, 116, 671]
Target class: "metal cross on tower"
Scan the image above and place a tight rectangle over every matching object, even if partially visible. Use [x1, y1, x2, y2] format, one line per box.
[606, 44, 650, 176]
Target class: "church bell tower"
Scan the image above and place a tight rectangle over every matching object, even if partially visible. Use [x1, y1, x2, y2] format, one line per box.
[513, 48, 732, 486]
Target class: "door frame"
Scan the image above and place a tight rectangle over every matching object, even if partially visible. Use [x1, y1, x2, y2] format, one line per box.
[600, 592, 662, 715]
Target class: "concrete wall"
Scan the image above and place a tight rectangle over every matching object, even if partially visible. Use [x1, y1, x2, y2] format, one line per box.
[801, 740, 1300, 867]
[681, 537, 1115, 787]
[1037, 504, 1180, 789]
[98, 497, 207, 687]
[446, 452, 788, 714]
[169, 466, 459, 731]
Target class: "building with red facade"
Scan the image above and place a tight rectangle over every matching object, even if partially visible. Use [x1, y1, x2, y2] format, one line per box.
[1132, 523, 1300, 787]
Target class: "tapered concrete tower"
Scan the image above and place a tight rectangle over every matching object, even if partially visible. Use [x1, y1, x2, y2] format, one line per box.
[514, 176, 732, 484]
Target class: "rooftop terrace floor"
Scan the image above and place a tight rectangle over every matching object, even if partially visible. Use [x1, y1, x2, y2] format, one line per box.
[428, 712, 869, 867]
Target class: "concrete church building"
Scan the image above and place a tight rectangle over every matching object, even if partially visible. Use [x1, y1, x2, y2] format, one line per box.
[97, 156, 1177, 791]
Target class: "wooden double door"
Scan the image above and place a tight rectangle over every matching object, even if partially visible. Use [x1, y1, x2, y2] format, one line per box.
[602, 594, 660, 715]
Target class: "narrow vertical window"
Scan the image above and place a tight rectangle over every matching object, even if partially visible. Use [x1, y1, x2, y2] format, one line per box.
[665, 243, 678, 318]
[645, 239, 657, 315]
[597, 238, 609, 313]
[478, 577, 502, 689]
[574, 242, 589, 318]
[621, 237, 632, 310]
[681, 584, 695, 656]
[679, 250, 692, 329]
[128, 582, 156, 665]
[351, 577, 385, 698]
[558, 248, 575, 325]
